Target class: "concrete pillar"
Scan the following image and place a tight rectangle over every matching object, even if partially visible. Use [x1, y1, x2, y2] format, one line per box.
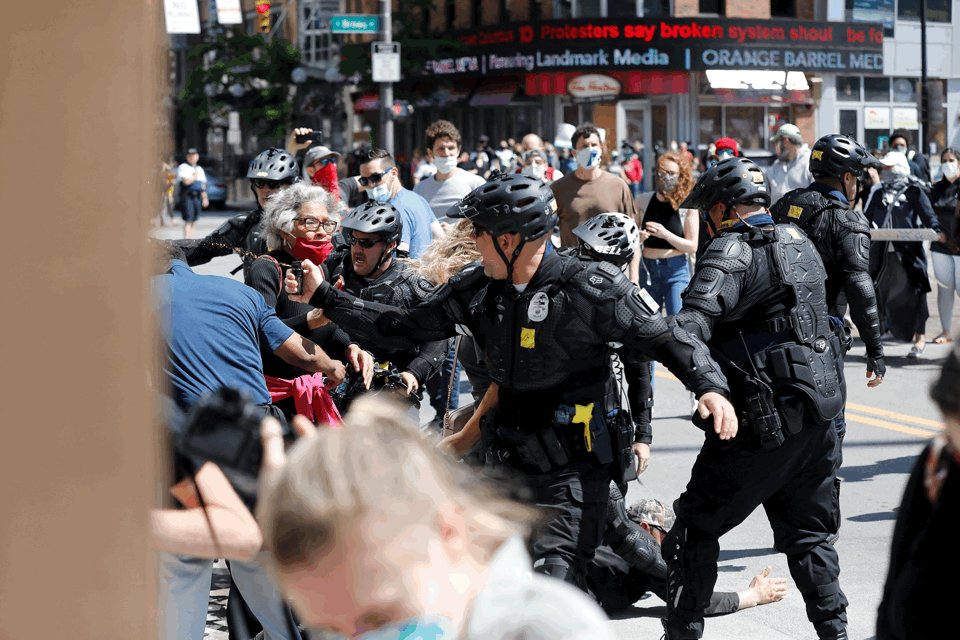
[0, 2, 162, 638]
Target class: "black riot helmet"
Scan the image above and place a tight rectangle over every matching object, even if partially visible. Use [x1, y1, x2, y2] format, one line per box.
[573, 212, 640, 268]
[448, 173, 558, 241]
[247, 147, 301, 183]
[680, 157, 771, 214]
[341, 201, 403, 244]
[809, 134, 881, 181]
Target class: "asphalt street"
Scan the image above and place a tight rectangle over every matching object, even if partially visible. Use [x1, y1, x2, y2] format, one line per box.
[154, 206, 950, 640]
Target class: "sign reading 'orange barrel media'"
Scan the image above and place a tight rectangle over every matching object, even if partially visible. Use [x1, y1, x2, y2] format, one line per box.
[422, 17, 884, 77]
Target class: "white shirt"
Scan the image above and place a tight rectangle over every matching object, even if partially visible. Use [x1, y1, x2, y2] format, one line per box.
[176, 162, 207, 188]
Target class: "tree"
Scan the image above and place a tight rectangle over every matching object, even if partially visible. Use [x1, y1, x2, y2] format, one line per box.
[179, 32, 300, 142]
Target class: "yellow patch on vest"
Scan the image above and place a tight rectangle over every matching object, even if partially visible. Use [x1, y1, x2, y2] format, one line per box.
[788, 205, 804, 219]
[520, 327, 536, 349]
[573, 403, 595, 452]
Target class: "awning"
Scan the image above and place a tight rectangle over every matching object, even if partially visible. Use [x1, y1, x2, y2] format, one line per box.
[468, 77, 519, 107]
[524, 71, 688, 97]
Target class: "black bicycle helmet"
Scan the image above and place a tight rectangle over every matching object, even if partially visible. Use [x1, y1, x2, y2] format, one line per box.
[573, 212, 640, 267]
[247, 147, 301, 182]
[341, 201, 403, 244]
[448, 173, 558, 241]
[680, 157, 771, 212]
[809, 134, 881, 180]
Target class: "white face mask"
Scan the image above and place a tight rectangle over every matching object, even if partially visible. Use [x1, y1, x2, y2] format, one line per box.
[368, 183, 391, 203]
[522, 164, 546, 180]
[942, 161, 959, 180]
[433, 155, 457, 174]
[575, 147, 602, 170]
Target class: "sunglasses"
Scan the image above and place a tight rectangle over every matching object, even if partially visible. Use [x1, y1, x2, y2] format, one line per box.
[311, 157, 336, 167]
[294, 217, 338, 233]
[251, 179, 292, 190]
[358, 170, 391, 187]
[346, 235, 385, 249]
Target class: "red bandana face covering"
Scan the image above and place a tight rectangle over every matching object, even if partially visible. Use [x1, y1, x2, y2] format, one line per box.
[289, 236, 334, 264]
[311, 163, 341, 201]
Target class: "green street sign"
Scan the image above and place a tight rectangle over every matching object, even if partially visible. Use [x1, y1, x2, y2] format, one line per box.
[330, 14, 381, 34]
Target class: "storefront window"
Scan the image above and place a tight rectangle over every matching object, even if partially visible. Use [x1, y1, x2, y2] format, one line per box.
[892, 78, 916, 103]
[898, 0, 951, 22]
[840, 110, 858, 137]
[836, 76, 861, 102]
[699, 106, 722, 145]
[724, 106, 765, 150]
[864, 77, 890, 102]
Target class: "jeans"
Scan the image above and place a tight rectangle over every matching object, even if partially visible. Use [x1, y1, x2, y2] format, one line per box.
[157, 553, 299, 640]
[931, 250, 960, 334]
[426, 338, 461, 418]
[641, 254, 690, 317]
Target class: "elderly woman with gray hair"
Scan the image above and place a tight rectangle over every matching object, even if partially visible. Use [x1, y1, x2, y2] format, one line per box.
[246, 182, 372, 423]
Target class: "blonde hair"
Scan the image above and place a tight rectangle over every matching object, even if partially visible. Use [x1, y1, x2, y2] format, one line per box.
[402, 219, 481, 285]
[259, 395, 536, 570]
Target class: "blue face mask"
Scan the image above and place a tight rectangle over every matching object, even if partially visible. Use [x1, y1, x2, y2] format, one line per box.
[310, 617, 454, 640]
[368, 183, 392, 203]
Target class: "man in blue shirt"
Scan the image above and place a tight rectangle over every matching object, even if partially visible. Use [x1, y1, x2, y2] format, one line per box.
[358, 147, 438, 258]
[153, 242, 351, 640]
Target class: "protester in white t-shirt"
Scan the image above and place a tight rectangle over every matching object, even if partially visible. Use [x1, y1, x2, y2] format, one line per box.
[414, 119, 486, 224]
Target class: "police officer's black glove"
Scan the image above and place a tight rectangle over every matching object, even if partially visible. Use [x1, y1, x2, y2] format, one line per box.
[867, 356, 886, 379]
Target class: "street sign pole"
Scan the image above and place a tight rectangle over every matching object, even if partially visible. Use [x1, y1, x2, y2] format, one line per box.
[379, 0, 393, 155]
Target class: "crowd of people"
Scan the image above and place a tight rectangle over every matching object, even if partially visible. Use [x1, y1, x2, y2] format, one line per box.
[153, 117, 956, 640]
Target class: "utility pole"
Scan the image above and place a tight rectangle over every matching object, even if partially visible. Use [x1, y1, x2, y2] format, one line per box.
[919, 0, 929, 153]
[379, 0, 394, 155]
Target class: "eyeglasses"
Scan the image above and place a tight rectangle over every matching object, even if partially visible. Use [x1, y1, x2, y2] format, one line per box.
[358, 170, 390, 187]
[251, 179, 292, 190]
[346, 234, 385, 249]
[311, 158, 336, 168]
[294, 217, 338, 233]
[647, 522, 669, 536]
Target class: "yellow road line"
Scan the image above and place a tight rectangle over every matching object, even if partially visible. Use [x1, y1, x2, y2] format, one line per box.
[845, 402, 942, 429]
[653, 369, 941, 435]
[844, 412, 939, 437]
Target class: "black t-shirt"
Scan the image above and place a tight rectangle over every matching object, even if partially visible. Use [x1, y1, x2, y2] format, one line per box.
[339, 176, 367, 209]
[641, 194, 685, 250]
[930, 179, 960, 254]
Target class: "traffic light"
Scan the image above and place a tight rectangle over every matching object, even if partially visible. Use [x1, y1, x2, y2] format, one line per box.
[255, 1, 271, 34]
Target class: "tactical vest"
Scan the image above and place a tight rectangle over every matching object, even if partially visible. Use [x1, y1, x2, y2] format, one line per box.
[751, 225, 845, 423]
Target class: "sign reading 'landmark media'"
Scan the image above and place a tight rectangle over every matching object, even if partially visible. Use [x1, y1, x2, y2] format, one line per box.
[422, 17, 885, 76]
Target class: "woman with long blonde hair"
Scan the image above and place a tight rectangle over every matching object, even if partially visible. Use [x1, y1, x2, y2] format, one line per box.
[258, 397, 615, 640]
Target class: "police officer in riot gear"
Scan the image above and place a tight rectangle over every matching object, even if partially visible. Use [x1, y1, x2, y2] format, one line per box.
[328, 201, 446, 413]
[771, 134, 886, 391]
[286, 173, 737, 591]
[176, 147, 301, 272]
[572, 212, 654, 476]
[662, 157, 849, 640]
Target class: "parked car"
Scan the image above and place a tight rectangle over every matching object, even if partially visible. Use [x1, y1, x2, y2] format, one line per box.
[203, 167, 227, 208]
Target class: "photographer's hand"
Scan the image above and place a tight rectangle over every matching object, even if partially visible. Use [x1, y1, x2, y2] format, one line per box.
[260, 416, 318, 489]
[346, 344, 374, 389]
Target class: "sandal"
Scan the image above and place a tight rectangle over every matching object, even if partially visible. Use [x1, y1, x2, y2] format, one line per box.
[932, 334, 953, 345]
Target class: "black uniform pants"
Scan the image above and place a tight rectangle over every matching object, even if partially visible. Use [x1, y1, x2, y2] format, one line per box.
[664, 421, 847, 639]
[524, 464, 610, 590]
